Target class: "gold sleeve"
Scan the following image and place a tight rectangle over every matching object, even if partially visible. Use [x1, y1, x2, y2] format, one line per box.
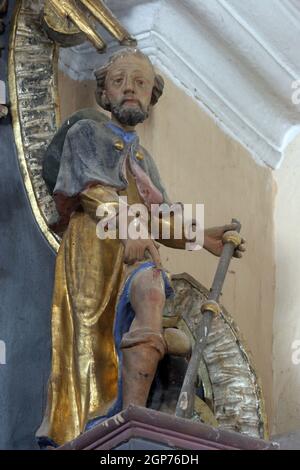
[80, 184, 121, 222]
[80, 185, 194, 250]
[151, 214, 190, 250]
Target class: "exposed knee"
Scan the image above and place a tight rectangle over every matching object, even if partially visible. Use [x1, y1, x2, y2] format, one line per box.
[131, 269, 165, 308]
[132, 284, 165, 309]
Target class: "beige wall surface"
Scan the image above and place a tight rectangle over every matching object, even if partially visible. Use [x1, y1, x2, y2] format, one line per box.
[58, 71, 275, 428]
[274, 135, 300, 435]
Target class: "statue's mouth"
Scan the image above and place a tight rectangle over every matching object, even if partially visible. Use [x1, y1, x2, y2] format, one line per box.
[122, 98, 141, 107]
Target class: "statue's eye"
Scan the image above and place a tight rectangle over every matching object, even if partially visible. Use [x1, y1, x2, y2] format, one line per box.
[136, 79, 145, 87]
[113, 77, 123, 85]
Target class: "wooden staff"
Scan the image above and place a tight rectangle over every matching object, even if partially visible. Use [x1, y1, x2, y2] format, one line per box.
[175, 219, 242, 419]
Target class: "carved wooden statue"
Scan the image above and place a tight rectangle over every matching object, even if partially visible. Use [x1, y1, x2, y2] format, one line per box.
[35, 46, 245, 448]
[7, 0, 268, 449]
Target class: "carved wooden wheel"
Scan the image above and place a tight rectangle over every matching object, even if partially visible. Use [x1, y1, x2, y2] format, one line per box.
[157, 273, 267, 440]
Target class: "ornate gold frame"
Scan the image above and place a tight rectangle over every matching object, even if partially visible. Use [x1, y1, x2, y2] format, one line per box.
[9, 0, 60, 252]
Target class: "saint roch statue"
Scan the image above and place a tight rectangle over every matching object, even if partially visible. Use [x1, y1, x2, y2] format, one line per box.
[36, 48, 245, 448]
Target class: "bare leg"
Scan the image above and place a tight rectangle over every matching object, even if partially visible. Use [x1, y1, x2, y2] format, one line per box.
[120, 268, 167, 409]
[130, 267, 165, 333]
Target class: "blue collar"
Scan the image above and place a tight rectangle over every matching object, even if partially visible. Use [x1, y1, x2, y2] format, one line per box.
[106, 121, 137, 144]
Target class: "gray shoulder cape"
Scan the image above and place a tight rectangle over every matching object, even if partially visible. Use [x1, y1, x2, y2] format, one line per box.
[43, 109, 170, 231]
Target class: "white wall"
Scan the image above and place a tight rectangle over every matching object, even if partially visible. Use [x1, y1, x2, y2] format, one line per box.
[274, 134, 300, 434]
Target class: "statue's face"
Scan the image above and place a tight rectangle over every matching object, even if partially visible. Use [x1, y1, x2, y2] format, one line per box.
[104, 54, 155, 127]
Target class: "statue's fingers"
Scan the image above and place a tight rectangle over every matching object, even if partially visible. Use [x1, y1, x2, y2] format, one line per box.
[124, 245, 134, 264]
[238, 243, 246, 252]
[123, 253, 131, 265]
[78, 0, 136, 46]
[127, 247, 136, 265]
[138, 246, 145, 261]
[147, 243, 162, 268]
[233, 250, 243, 259]
[49, 0, 106, 51]
[224, 223, 239, 232]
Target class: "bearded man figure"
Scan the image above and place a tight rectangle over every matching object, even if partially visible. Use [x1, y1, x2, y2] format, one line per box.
[36, 48, 245, 448]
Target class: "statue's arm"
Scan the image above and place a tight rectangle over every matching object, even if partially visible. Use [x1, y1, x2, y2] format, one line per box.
[153, 213, 189, 250]
[142, 150, 194, 250]
[42, 0, 136, 51]
[80, 184, 121, 223]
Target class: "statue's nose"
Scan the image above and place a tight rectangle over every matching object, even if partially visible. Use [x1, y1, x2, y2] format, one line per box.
[124, 87, 135, 95]
[123, 76, 135, 93]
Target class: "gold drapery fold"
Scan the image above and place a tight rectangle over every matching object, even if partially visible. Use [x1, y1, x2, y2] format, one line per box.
[37, 172, 188, 445]
[37, 185, 125, 445]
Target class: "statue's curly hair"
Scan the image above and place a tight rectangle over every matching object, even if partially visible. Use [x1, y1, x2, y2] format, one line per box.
[94, 48, 164, 111]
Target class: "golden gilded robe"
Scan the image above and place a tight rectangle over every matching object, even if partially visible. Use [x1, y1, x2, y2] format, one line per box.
[37, 164, 144, 445]
[37, 118, 188, 446]
[37, 179, 186, 446]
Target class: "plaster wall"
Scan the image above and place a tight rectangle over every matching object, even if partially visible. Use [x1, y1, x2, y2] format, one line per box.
[273, 135, 300, 434]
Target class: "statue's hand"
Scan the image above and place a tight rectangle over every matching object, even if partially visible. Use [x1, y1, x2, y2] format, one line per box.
[204, 223, 246, 258]
[43, 0, 136, 51]
[122, 239, 162, 268]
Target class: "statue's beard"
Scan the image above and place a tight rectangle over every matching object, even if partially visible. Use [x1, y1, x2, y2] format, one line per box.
[111, 102, 149, 127]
